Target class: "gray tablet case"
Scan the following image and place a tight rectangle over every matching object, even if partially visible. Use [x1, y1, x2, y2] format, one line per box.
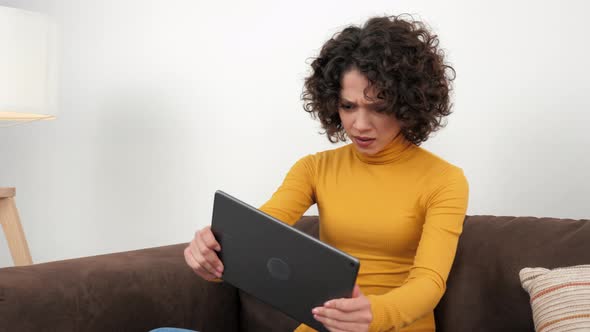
[211, 190, 360, 332]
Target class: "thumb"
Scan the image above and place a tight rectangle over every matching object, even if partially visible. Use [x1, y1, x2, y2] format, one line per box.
[352, 284, 362, 298]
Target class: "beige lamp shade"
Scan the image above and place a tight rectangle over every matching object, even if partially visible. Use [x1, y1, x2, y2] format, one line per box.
[0, 5, 57, 122]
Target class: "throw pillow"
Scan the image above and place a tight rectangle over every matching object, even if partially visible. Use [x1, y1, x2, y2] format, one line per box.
[520, 265, 590, 332]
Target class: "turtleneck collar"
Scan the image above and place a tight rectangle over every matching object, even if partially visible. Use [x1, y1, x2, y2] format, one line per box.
[352, 132, 415, 165]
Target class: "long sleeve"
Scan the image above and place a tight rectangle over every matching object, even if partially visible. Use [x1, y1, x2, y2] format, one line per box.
[258, 154, 317, 226]
[367, 166, 469, 332]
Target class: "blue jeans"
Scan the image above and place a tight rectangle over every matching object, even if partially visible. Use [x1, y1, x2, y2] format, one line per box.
[150, 329, 198, 332]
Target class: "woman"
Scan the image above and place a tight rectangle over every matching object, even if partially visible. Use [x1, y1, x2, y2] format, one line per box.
[162, 13, 468, 332]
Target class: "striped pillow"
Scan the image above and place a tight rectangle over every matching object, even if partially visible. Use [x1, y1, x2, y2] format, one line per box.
[520, 265, 590, 332]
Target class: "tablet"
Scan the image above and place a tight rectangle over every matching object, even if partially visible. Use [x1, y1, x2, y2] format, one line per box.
[210, 190, 360, 332]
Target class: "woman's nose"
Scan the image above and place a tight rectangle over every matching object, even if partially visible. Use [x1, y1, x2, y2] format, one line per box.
[352, 111, 372, 132]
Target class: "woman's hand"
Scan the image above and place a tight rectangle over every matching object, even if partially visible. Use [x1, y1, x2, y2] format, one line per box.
[312, 284, 372, 332]
[184, 225, 224, 281]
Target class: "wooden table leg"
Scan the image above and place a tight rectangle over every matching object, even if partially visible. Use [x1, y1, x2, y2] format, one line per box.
[0, 188, 33, 266]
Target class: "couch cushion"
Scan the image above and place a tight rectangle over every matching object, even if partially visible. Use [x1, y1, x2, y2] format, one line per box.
[435, 215, 590, 332]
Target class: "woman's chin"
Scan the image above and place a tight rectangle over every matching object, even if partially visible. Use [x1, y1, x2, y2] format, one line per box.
[354, 143, 381, 155]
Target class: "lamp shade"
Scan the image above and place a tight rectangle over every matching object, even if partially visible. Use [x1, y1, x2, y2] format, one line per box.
[0, 6, 57, 121]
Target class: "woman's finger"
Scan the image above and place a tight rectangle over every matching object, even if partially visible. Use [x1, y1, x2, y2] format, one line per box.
[195, 231, 224, 274]
[312, 307, 370, 323]
[191, 238, 221, 278]
[184, 246, 218, 280]
[314, 313, 365, 332]
[201, 226, 221, 251]
[324, 297, 369, 313]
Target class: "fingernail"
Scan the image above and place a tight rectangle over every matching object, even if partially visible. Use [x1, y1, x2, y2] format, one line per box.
[324, 301, 332, 307]
[312, 308, 319, 314]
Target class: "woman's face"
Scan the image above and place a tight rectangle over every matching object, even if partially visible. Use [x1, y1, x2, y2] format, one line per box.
[338, 69, 402, 155]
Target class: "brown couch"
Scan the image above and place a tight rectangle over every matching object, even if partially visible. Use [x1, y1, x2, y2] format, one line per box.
[1, 215, 589, 332]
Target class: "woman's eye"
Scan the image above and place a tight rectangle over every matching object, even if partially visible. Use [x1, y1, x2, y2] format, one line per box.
[340, 104, 353, 110]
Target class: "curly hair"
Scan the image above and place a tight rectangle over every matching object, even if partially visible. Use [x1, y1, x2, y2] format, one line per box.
[302, 14, 456, 145]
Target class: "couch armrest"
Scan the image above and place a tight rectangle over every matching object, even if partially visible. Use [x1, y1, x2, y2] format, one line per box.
[0, 243, 238, 332]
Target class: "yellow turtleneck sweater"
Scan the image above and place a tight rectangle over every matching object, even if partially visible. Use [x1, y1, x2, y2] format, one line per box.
[258, 133, 469, 332]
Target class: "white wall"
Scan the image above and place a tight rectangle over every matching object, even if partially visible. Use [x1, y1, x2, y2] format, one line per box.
[1, 0, 588, 267]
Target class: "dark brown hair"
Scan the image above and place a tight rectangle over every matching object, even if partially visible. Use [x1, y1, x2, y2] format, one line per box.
[302, 14, 456, 145]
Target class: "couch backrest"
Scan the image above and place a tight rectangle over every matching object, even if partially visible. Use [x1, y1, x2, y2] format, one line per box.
[435, 215, 590, 332]
[239, 215, 590, 331]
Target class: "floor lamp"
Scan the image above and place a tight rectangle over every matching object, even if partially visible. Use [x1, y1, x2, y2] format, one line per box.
[0, 6, 57, 266]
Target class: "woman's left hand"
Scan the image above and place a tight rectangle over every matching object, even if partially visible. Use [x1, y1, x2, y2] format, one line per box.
[312, 284, 372, 332]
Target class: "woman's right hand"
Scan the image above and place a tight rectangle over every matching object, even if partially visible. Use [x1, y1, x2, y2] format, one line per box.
[184, 225, 224, 281]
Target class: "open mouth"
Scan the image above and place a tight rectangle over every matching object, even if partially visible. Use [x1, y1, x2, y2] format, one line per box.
[354, 136, 375, 147]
